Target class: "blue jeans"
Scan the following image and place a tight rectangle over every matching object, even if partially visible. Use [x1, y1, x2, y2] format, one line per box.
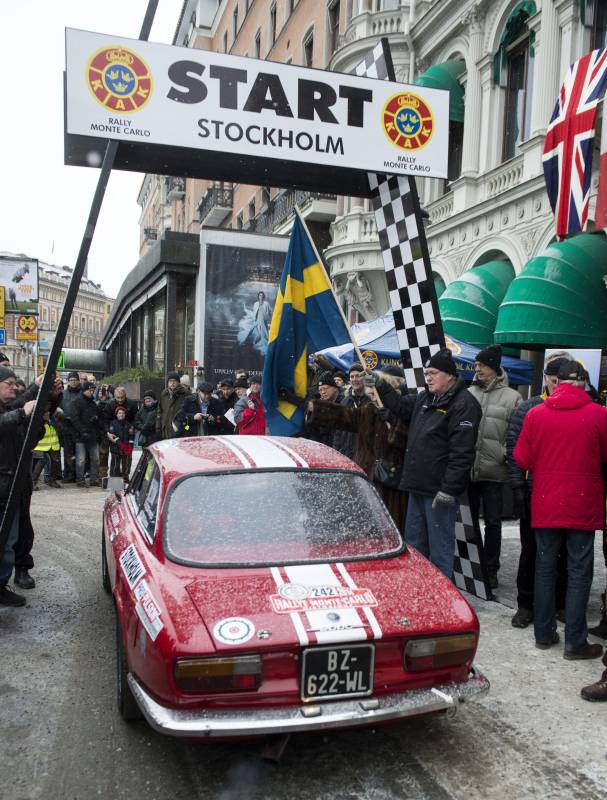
[75, 441, 100, 483]
[534, 529, 594, 650]
[0, 507, 20, 584]
[405, 492, 458, 578]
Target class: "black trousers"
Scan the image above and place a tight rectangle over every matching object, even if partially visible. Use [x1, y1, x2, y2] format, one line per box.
[469, 480, 503, 574]
[62, 432, 77, 482]
[516, 493, 567, 611]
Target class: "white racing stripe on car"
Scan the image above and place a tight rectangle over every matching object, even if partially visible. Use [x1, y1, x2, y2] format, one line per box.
[335, 562, 383, 640]
[270, 566, 309, 646]
[283, 564, 368, 644]
[228, 436, 300, 468]
[269, 439, 310, 468]
[216, 436, 254, 468]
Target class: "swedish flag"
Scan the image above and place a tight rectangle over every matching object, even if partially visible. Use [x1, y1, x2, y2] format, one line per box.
[261, 215, 351, 436]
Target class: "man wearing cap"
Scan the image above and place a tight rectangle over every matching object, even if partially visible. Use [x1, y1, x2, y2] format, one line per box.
[156, 371, 189, 440]
[468, 344, 522, 589]
[175, 382, 224, 436]
[367, 349, 481, 578]
[0, 366, 40, 605]
[506, 355, 569, 628]
[58, 371, 81, 483]
[216, 379, 237, 434]
[304, 371, 343, 448]
[514, 360, 607, 659]
[72, 381, 103, 487]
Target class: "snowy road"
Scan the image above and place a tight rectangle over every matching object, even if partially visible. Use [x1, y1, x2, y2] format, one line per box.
[1, 486, 606, 800]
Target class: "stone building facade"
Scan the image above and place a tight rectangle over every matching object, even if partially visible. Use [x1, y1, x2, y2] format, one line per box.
[133, 0, 606, 329]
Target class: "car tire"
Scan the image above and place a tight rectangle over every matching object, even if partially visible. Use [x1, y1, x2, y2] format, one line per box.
[115, 611, 143, 722]
[101, 528, 111, 594]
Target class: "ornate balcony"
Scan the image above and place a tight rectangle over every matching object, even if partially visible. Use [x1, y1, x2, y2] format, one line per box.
[254, 189, 336, 235]
[485, 156, 524, 200]
[198, 185, 234, 227]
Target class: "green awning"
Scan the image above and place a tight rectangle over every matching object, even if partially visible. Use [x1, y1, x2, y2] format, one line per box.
[433, 272, 446, 298]
[493, 0, 537, 85]
[414, 61, 465, 123]
[438, 260, 515, 348]
[494, 233, 607, 348]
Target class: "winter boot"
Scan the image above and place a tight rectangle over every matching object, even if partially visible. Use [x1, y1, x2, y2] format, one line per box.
[581, 669, 607, 702]
[14, 568, 35, 589]
[0, 583, 26, 606]
[588, 591, 607, 639]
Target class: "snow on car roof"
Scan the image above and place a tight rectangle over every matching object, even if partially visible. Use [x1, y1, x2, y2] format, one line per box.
[149, 435, 365, 476]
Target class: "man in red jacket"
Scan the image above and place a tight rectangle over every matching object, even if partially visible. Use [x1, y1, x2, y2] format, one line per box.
[514, 360, 607, 659]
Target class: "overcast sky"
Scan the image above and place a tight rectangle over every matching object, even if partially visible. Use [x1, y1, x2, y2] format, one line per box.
[0, 1, 180, 299]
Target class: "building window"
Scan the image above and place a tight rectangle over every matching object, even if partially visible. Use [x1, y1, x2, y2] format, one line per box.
[261, 187, 271, 207]
[589, 0, 607, 48]
[303, 29, 314, 67]
[248, 197, 256, 221]
[328, 1, 340, 55]
[502, 35, 534, 161]
[255, 29, 261, 58]
[270, 4, 277, 46]
[223, 30, 228, 53]
[233, 5, 239, 38]
[237, 212, 244, 229]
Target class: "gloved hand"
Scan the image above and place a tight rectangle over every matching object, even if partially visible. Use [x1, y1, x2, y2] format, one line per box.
[432, 491, 456, 509]
[512, 486, 528, 520]
[278, 387, 305, 407]
[364, 369, 379, 387]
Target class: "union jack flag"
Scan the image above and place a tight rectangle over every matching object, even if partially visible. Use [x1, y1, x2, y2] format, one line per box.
[542, 48, 607, 237]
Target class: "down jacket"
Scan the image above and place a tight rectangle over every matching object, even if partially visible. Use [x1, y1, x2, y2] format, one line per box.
[468, 369, 522, 483]
[514, 383, 607, 530]
[376, 377, 482, 498]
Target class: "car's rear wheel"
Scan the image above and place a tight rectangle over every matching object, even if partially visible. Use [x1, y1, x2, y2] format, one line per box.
[115, 611, 143, 721]
[101, 528, 111, 594]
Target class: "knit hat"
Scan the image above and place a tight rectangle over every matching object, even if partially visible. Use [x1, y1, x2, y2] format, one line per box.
[544, 356, 568, 376]
[115, 406, 127, 416]
[167, 371, 180, 382]
[81, 381, 94, 392]
[334, 371, 347, 383]
[234, 378, 249, 389]
[475, 344, 502, 371]
[67, 371, 80, 381]
[143, 390, 157, 400]
[0, 352, 9, 364]
[0, 366, 16, 382]
[348, 363, 365, 375]
[425, 348, 457, 377]
[382, 364, 405, 378]
[197, 381, 214, 393]
[556, 359, 585, 382]
[317, 371, 337, 387]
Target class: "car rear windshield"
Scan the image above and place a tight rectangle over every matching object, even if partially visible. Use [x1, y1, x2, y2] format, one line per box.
[164, 470, 403, 566]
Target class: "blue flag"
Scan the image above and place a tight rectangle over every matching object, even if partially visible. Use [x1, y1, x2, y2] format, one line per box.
[261, 215, 351, 436]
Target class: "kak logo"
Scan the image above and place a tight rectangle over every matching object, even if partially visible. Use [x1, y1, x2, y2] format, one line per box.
[382, 92, 434, 151]
[86, 46, 152, 113]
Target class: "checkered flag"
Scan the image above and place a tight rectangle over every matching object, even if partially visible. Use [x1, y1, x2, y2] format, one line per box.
[355, 39, 491, 600]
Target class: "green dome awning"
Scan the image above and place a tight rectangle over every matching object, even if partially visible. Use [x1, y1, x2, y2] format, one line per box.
[433, 272, 446, 298]
[438, 260, 515, 347]
[414, 61, 465, 123]
[494, 233, 607, 349]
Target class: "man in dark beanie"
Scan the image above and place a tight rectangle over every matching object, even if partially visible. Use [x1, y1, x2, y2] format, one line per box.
[506, 354, 571, 628]
[367, 348, 481, 578]
[156, 371, 189, 440]
[468, 343, 522, 589]
[58, 371, 81, 482]
[134, 390, 160, 448]
[303, 370, 343, 447]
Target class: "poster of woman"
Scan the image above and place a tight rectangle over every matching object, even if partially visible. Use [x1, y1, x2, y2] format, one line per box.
[238, 290, 273, 353]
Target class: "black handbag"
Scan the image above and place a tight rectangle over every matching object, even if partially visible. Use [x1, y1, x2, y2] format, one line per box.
[373, 458, 402, 490]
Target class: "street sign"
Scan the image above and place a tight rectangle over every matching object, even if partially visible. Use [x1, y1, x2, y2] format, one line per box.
[16, 314, 38, 341]
[57, 351, 65, 370]
[0, 329, 5, 346]
[186, 359, 198, 366]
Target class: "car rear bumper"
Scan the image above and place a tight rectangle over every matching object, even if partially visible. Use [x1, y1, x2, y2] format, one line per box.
[127, 666, 489, 739]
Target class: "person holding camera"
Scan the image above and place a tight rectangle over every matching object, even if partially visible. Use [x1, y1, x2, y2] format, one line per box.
[234, 377, 266, 435]
[72, 381, 103, 487]
[174, 382, 224, 437]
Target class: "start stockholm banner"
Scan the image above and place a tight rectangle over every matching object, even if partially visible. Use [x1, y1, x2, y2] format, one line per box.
[64, 29, 449, 193]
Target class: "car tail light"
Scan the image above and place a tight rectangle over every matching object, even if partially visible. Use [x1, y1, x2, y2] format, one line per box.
[175, 655, 262, 693]
[404, 634, 477, 672]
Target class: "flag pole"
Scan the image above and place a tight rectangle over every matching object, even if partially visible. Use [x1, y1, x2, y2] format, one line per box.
[293, 206, 366, 369]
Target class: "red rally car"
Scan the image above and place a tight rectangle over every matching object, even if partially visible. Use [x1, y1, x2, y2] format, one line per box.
[102, 435, 489, 738]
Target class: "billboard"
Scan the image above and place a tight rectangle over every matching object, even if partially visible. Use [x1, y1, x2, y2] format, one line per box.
[0, 256, 38, 315]
[200, 231, 289, 387]
[64, 29, 450, 194]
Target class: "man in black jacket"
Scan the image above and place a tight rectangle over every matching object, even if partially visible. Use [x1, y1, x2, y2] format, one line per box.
[333, 364, 371, 459]
[72, 381, 103, 487]
[58, 371, 81, 482]
[0, 367, 40, 606]
[134, 391, 160, 448]
[368, 348, 481, 578]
